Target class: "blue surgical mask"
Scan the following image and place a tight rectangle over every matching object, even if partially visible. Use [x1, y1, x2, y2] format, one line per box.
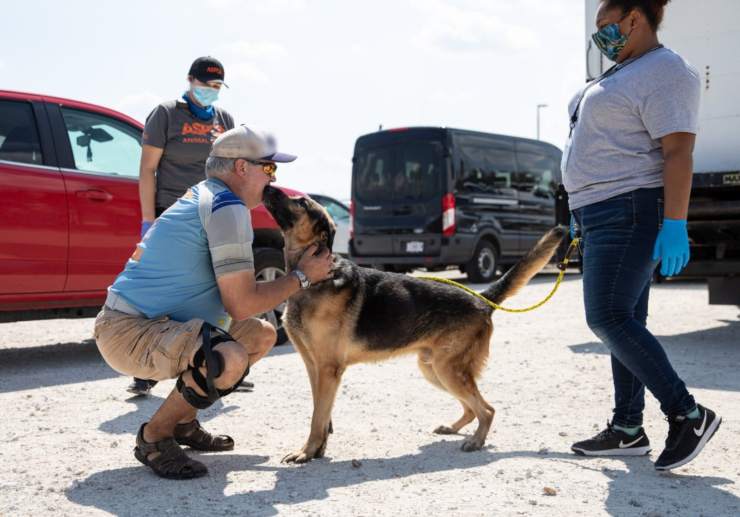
[192, 85, 219, 107]
[592, 21, 630, 62]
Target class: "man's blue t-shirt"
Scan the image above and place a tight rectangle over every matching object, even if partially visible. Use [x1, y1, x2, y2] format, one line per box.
[109, 178, 255, 327]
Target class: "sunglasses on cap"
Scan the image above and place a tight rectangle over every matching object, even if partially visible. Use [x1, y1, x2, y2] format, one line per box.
[245, 159, 278, 180]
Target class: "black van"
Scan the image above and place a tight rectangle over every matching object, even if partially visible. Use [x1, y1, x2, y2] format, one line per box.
[350, 127, 563, 282]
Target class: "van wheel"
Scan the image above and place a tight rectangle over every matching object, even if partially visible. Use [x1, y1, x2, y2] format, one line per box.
[254, 248, 289, 346]
[466, 240, 499, 283]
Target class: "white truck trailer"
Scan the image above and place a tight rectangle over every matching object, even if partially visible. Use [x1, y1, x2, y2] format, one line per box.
[583, 0, 740, 305]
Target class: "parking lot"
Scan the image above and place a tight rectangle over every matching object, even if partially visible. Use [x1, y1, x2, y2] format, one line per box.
[1, 272, 739, 516]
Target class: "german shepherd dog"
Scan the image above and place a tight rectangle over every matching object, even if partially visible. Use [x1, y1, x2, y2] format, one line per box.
[263, 186, 566, 463]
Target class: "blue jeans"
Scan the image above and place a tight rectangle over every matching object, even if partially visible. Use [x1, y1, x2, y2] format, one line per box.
[573, 188, 696, 427]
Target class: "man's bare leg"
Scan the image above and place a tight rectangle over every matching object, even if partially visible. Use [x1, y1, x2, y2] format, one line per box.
[143, 341, 249, 443]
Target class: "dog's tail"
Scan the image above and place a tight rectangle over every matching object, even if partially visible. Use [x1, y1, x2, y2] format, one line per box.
[480, 226, 568, 309]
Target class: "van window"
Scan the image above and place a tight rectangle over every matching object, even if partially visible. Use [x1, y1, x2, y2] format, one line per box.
[0, 101, 43, 166]
[515, 151, 559, 195]
[455, 135, 516, 194]
[354, 141, 443, 203]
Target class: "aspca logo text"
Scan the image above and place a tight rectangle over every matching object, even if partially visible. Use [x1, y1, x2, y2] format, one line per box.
[182, 122, 215, 136]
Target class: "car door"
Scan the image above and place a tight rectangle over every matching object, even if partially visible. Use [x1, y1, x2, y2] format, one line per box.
[313, 195, 351, 256]
[0, 96, 68, 294]
[47, 102, 142, 292]
[514, 141, 560, 250]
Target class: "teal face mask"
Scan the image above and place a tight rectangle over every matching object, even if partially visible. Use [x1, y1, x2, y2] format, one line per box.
[192, 86, 219, 106]
[592, 22, 630, 62]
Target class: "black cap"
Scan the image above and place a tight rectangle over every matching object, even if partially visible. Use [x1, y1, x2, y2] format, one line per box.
[188, 56, 228, 87]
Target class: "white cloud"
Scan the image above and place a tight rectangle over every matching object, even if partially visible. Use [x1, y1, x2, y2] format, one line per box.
[228, 62, 270, 84]
[205, 0, 306, 14]
[114, 91, 164, 123]
[219, 40, 287, 60]
[216, 41, 287, 85]
[414, 0, 540, 53]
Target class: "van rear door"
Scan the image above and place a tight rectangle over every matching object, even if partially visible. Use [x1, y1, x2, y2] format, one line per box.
[352, 130, 447, 257]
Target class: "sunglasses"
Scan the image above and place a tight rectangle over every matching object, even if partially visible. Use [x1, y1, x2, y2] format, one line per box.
[245, 159, 278, 180]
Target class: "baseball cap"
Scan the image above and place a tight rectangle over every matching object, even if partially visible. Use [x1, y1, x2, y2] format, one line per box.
[188, 56, 228, 87]
[210, 125, 297, 163]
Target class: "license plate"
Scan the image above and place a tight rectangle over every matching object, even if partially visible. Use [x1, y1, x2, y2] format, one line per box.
[723, 173, 740, 185]
[406, 241, 424, 253]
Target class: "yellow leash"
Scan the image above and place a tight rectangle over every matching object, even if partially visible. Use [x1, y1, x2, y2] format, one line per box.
[418, 238, 581, 314]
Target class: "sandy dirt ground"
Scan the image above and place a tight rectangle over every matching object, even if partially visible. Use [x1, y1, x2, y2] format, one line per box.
[1, 272, 738, 516]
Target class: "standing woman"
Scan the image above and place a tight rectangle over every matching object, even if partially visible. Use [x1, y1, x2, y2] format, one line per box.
[564, 0, 721, 470]
[130, 56, 235, 396]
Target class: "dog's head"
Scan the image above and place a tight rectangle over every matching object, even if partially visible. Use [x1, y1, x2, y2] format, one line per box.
[263, 186, 336, 264]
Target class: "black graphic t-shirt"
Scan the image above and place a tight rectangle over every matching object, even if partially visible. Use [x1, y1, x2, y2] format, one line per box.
[142, 98, 235, 209]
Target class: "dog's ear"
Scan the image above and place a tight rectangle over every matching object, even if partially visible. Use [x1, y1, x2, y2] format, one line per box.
[326, 227, 335, 253]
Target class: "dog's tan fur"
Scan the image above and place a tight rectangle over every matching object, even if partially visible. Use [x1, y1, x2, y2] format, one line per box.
[263, 189, 565, 463]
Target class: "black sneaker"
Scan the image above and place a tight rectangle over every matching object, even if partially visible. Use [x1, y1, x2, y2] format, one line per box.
[127, 378, 158, 396]
[655, 404, 721, 471]
[572, 422, 651, 456]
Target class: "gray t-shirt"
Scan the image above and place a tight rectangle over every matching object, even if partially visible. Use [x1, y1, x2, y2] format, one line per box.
[142, 99, 235, 209]
[562, 47, 701, 210]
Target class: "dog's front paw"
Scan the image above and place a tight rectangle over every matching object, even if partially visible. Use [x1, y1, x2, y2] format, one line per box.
[461, 437, 485, 452]
[433, 425, 457, 435]
[282, 449, 315, 464]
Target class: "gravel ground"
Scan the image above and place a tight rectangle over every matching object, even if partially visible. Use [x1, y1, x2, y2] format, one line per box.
[1, 272, 739, 516]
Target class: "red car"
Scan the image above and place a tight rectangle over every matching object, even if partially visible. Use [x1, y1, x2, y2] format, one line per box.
[0, 90, 294, 342]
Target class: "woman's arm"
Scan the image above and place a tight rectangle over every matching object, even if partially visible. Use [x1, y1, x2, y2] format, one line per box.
[661, 132, 696, 219]
[139, 145, 164, 222]
[652, 132, 696, 276]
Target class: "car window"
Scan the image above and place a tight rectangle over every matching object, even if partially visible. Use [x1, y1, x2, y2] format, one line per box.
[323, 199, 349, 222]
[455, 135, 516, 194]
[0, 100, 43, 166]
[514, 151, 559, 196]
[60, 107, 141, 177]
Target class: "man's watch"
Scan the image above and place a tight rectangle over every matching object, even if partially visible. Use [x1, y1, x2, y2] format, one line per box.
[292, 269, 311, 289]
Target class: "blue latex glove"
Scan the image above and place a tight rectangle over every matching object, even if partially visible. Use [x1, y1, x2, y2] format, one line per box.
[652, 218, 690, 277]
[141, 220, 153, 238]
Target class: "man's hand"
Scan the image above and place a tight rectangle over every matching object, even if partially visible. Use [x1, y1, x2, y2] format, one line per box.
[297, 244, 334, 284]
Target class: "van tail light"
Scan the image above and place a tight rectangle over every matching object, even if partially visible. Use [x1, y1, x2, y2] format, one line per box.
[349, 200, 355, 239]
[442, 193, 456, 237]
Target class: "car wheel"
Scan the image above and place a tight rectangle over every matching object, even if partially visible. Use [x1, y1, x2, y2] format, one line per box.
[466, 240, 499, 283]
[253, 247, 290, 345]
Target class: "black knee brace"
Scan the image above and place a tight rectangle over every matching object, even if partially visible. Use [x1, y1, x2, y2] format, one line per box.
[176, 322, 251, 409]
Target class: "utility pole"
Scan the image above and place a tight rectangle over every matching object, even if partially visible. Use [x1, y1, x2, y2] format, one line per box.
[536, 103, 548, 140]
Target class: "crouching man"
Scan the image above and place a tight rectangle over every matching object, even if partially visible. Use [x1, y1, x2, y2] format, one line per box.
[94, 126, 333, 479]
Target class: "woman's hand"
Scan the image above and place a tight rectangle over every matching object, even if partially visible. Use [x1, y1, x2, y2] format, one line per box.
[652, 218, 690, 276]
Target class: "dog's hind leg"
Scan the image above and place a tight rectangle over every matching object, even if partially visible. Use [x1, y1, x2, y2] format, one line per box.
[432, 354, 495, 452]
[283, 360, 345, 464]
[418, 352, 476, 434]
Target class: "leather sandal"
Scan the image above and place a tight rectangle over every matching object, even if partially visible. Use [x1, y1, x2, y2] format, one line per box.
[133, 423, 208, 479]
[174, 419, 234, 451]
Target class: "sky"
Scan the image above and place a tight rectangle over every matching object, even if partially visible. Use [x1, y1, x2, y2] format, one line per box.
[2, 0, 587, 199]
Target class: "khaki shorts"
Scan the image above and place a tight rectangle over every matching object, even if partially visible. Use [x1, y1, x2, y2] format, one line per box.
[94, 307, 263, 381]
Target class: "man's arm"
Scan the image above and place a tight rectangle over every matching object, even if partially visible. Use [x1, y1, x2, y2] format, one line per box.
[217, 269, 299, 321]
[139, 144, 164, 222]
[661, 132, 695, 219]
[216, 245, 332, 321]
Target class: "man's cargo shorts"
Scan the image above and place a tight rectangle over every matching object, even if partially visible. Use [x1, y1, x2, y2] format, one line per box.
[94, 306, 263, 381]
